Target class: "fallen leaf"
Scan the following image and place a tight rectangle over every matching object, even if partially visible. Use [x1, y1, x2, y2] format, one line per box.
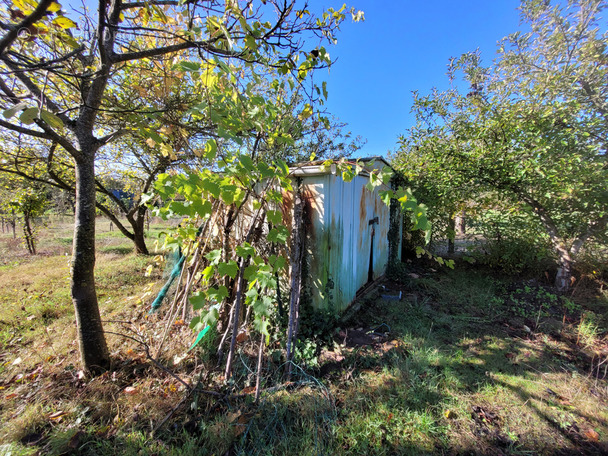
[240, 386, 255, 395]
[173, 353, 188, 365]
[236, 331, 247, 343]
[444, 409, 456, 419]
[584, 429, 600, 442]
[5, 393, 18, 399]
[12, 357, 22, 365]
[124, 386, 137, 395]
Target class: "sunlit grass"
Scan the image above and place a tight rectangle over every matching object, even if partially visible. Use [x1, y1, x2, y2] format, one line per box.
[0, 219, 607, 455]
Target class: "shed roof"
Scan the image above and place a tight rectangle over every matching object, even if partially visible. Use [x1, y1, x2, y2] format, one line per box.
[289, 156, 393, 177]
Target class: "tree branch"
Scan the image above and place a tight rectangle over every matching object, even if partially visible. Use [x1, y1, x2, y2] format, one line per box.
[110, 40, 239, 64]
[0, 0, 54, 56]
[0, 118, 51, 140]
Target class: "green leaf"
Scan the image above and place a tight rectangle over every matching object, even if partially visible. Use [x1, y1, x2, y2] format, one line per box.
[235, 242, 255, 258]
[205, 249, 222, 264]
[202, 265, 214, 282]
[19, 107, 39, 125]
[201, 179, 220, 199]
[202, 305, 220, 327]
[244, 34, 258, 51]
[40, 110, 64, 130]
[244, 264, 258, 281]
[267, 225, 289, 244]
[267, 209, 282, 225]
[379, 190, 393, 206]
[207, 285, 228, 302]
[217, 260, 238, 279]
[253, 295, 273, 317]
[239, 154, 255, 172]
[204, 139, 217, 160]
[253, 314, 270, 338]
[274, 159, 290, 176]
[192, 199, 212, 218]
[269, 255, 286, 271]
[180, 61, 201, 72]
[220, 184, 238, 205]
[3, 102, 28, 119]
[190, 291, 207, 310]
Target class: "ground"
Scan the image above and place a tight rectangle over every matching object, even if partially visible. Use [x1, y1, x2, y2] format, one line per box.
[0, 217, 607, 455]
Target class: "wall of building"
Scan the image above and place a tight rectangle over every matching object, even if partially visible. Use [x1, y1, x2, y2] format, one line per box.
[299, 170, 392, 314]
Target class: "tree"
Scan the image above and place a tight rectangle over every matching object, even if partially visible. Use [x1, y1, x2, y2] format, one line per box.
[0, 0, 358, 372]
[397, 0, 608, 291]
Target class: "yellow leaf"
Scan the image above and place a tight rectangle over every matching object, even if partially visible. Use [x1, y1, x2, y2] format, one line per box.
[49, 410, 68, 420]
[47, 2, 61, 13]
[53, 16, 77, 29]
[160, 143, 173, 157]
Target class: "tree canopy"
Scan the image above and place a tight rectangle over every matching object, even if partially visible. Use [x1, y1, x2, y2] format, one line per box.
[0, 0, 362, 372]
[396, 0, 608, 290]
[397, 0, 608, 289]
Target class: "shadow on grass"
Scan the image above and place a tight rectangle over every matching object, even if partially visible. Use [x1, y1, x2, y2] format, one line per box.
[98, 246, 134, 255]
[320, 270, 608, 456]
[7, 269, 608, 456]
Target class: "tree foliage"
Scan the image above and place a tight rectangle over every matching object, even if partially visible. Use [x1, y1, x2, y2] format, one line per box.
[0, 173, 48, 253]
[0, 0, 363, 372]
[396, 0, 608, 290]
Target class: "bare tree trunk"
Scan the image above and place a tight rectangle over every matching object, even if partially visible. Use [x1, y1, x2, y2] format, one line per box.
[224, 261, 247, 381]
[23, 212, 35, 254]
[255, 323, 265, 402]
[132, 224, 148, 255]
[97, 204, 149, 254]
[286, 179, 304, 377]
[447, 216, 455, 255]
[71, 153, 110, 373]
[456, 210, 466, 236]
[11, 209, 16, 239]
[555, 251, 573, 293]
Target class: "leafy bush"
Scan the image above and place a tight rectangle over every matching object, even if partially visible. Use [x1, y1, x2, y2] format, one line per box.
[467, 210, 554, 275]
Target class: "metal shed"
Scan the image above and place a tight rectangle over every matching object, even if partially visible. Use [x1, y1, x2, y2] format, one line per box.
[288, 157, 402, 315]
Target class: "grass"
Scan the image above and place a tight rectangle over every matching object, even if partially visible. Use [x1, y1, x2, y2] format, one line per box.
[1, 218, 607, 455]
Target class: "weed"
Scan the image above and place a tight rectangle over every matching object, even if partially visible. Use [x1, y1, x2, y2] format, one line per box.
[577, 312, 600, 348]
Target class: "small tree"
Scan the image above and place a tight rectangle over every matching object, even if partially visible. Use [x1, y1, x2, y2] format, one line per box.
[397, 0, 608, 291]
[0, 0, 359, 373]
[0, 175, 48, 253]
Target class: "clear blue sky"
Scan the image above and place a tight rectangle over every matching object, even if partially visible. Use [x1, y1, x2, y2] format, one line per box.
[307, 0, 524, 157]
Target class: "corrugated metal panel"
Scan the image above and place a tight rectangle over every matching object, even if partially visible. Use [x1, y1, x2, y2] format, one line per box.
[299, 166, 395, 315]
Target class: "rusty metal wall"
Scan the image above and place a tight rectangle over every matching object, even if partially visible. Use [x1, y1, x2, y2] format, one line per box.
[300, 170, 393, 314]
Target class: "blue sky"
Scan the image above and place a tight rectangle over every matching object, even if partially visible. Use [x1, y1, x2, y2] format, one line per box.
[307, 1, 524, 157]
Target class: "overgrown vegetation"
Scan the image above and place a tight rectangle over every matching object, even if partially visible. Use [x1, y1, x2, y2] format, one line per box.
[1, 220, 607, 455]
[395, 0, 608, 291]
[1, 0, 607, 454]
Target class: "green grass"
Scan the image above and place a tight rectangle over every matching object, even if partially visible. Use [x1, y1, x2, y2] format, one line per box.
[1, 219, 607, 455]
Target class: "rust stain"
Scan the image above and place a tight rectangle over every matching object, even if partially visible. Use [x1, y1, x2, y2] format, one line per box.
[302, 187, 317, 241]
[281, 190, 294, 233]
[359, 185, 367, 223]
